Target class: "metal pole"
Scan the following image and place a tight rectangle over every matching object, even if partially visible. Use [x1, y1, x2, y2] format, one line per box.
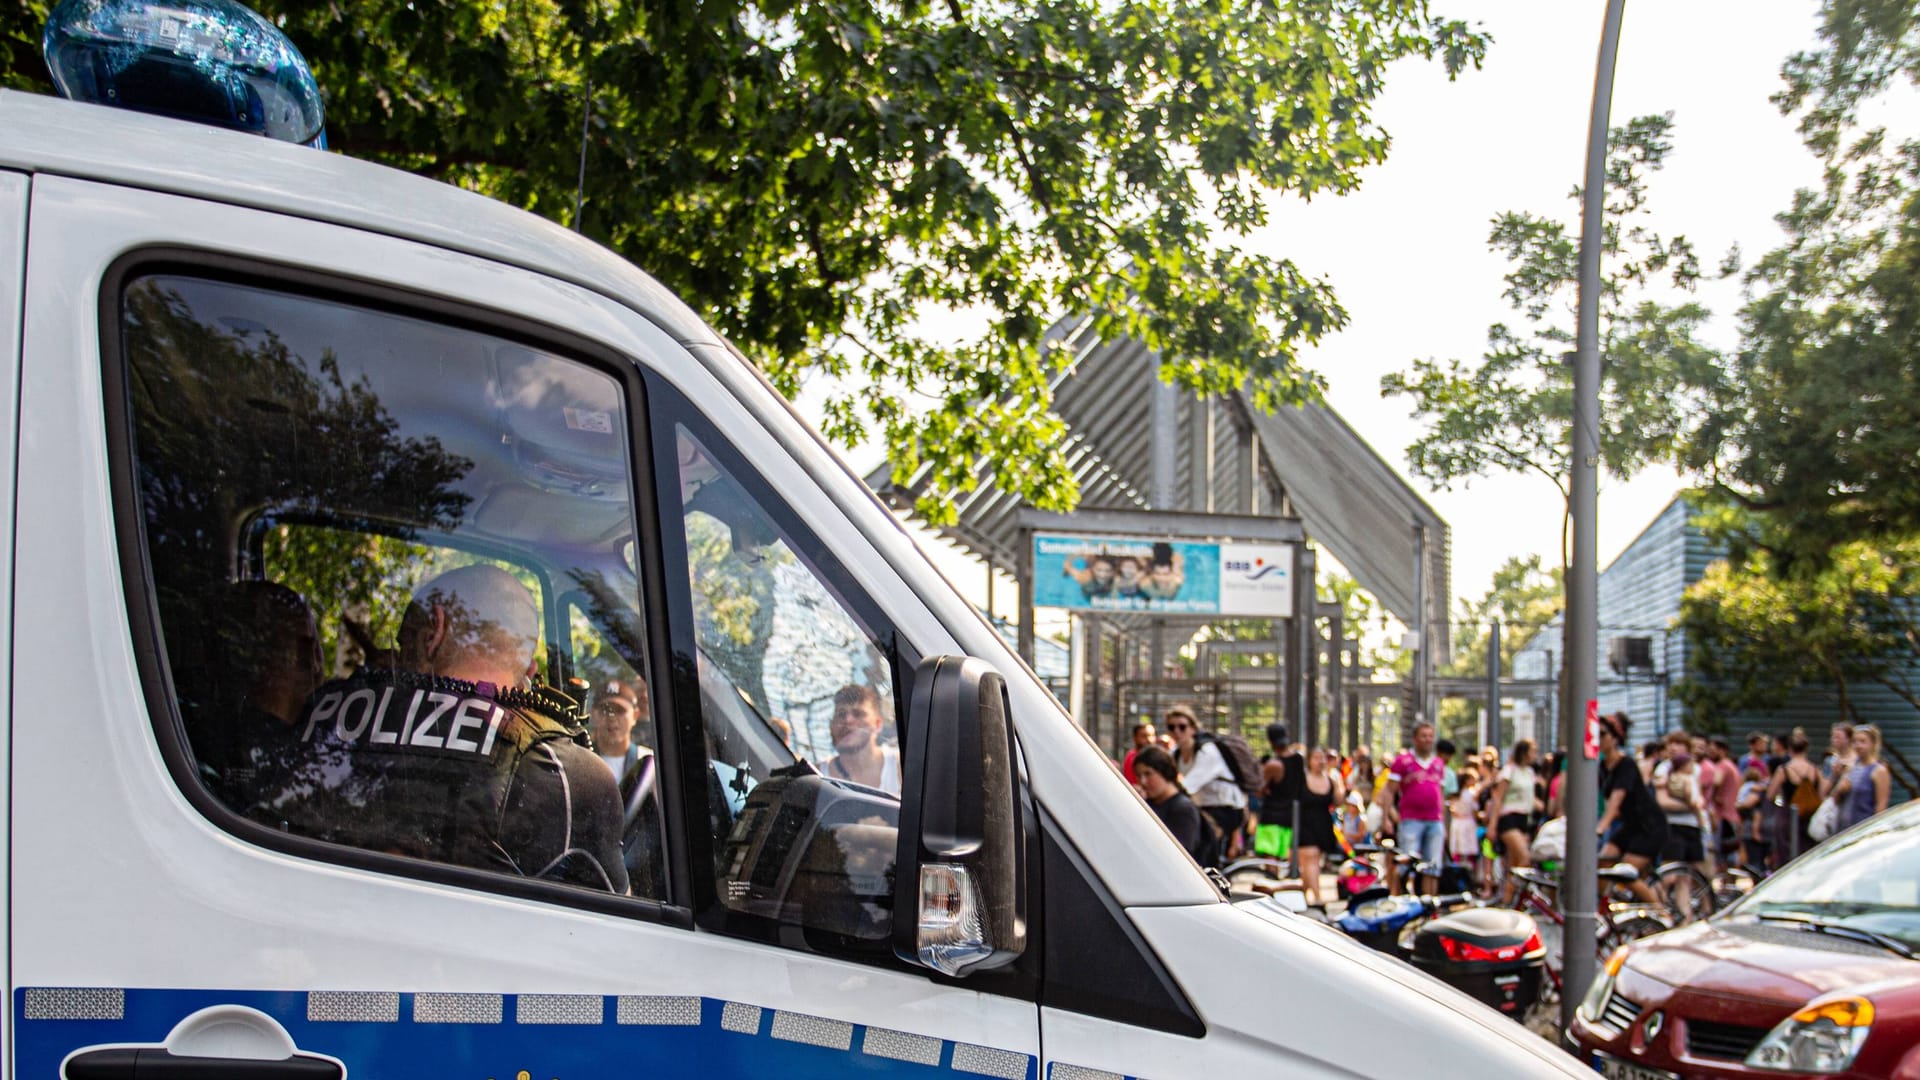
[1563, 0, 1628, 1032]
[1346, 642, 1362, 750]
[1017, 528, 1036, 665]
[1488, 619, 1503, 751]
[1301, 547, 1319, 750]
[1328, 606, 1345, 752]
[1274, 621, 1287, 741]
[1087, 616, 1104, 753]
[1150, 620, 1166, 724]
[1411, 526, 1427, 727]
[1151, 380, 1179, 510]
[1149, 380, 1178, 730]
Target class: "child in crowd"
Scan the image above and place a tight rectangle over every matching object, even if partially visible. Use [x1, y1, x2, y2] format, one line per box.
[1736, 765, 1769, 869]
[1449, 763, 1483, 885]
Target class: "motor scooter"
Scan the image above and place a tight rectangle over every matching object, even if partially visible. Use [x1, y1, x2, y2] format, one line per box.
[1328, 851, 1547, 1025]
[1332, 850, 1474, 952]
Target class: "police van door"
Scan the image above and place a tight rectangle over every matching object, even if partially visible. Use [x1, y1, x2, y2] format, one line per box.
[0, 167, 23, 1079]
[13, 173, 1042, 1080]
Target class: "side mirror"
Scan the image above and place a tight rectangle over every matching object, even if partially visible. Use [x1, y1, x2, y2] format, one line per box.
[893, 655, 1026, 976]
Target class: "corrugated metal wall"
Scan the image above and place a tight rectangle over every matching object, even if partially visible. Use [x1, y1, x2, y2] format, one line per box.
[1519, 497, 1919, 801]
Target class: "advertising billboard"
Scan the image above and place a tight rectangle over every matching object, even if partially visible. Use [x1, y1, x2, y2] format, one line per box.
[1031, 533, 1293, 617]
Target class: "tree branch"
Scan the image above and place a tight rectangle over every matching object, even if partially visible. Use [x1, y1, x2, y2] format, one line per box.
[1871, 672, 1920, 714]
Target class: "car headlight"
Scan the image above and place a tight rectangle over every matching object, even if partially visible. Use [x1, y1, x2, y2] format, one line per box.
[1746, 996, 1874, 1073]
[1578, 945, 1629, 1022]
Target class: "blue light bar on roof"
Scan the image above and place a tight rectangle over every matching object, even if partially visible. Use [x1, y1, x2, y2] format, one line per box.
[43, 0, 326, 147]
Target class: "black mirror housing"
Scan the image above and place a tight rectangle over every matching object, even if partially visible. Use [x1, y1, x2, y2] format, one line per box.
[892, 655, 1026, 976]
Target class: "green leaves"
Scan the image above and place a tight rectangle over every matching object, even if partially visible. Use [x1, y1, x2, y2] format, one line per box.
[1381, 113, 1726, 567]
[1687, 0, 1920, 567]
[0, 0, 1488, 518]
[1676, 528, 1920, 732]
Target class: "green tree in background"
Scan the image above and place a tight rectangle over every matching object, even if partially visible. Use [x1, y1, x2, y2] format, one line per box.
[1381, 114, 1726, 569]
[1677, 535, 1920, 734]
[1447, 553, 1562, 680]
[1684, 3, 1920, 566]
[3, 0, 1488, 524]
[1435, 553, 1560, 746]
[1672, 3, 1920, 738]
[1320, 572, 1408, 681]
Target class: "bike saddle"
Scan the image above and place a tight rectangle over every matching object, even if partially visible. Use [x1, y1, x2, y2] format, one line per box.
[1511, 867, 1555, 887]
[1598, 864, 1642, 882]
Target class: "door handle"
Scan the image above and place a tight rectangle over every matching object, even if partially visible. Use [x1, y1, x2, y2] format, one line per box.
[65, 1048, 343, 1080]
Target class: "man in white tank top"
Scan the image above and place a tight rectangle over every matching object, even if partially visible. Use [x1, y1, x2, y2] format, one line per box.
[823, 682, 900, 796]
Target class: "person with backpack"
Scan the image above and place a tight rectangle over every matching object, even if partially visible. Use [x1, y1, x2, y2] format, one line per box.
[1766, 732, 1826, 867]
[1167, 703, 1250, 867]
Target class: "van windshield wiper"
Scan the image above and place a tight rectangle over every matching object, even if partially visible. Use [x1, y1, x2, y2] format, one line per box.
[1755, 912, 1917, 958]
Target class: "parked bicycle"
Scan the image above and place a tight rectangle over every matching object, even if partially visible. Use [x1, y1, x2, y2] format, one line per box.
[1503, 862, 1674, 1028]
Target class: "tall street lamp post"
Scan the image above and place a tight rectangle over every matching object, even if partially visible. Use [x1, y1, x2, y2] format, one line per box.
[1563, 0, 1629, 1032]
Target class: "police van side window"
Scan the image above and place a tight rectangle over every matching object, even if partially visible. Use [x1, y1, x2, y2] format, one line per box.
[661, 415, 906, 960]
[117, 271, 669, 906]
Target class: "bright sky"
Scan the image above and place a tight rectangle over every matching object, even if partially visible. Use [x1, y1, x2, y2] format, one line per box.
[1258, 0, 1824, 607]
[844, 0, 1831, 631]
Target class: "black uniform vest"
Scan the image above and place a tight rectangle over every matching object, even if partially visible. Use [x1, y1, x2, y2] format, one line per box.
[245, 671, 626, 891]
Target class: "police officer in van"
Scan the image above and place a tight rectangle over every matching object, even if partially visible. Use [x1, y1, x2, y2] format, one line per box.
[248, 564, 629, 894]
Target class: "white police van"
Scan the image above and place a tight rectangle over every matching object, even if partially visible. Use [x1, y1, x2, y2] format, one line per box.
[0, 4, 1587, 1077]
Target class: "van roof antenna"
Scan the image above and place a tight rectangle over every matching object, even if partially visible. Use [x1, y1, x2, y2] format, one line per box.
[571, 72, 591, 233]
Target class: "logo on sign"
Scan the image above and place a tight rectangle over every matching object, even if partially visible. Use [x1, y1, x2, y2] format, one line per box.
[1224, 557, 1283, 580]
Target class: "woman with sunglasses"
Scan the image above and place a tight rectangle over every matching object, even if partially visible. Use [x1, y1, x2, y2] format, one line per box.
[1166, 704, 1245, 866]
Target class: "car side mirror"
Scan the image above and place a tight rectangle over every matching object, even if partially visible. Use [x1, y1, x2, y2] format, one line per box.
[893, 655, 1026, 976]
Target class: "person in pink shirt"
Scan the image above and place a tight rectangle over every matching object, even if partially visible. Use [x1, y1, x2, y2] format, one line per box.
[1706, 736, 1742, 863]
[1688, 735, 1724, 865]
[1382, 721, 1447, 894]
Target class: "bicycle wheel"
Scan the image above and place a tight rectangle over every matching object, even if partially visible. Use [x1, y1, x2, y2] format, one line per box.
[1712, 865, 1758, 909]
[1604, 910, 1673, 952]
[1523, 974, 1563, 1040]
[1656, 862, 1715, 923]
[1222, 856, 1287, 880]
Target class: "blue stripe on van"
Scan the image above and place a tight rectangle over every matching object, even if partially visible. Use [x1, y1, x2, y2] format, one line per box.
[15, 988, 1046, 1080]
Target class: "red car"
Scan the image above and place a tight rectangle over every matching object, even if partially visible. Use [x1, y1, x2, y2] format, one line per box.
[1570, 799, 1920, 1080]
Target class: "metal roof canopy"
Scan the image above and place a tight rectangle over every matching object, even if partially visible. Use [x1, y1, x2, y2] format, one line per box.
[868, 313, 1450, 655]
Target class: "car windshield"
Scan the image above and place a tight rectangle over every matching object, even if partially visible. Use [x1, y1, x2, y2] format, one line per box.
[1729, 807, 1920, 950]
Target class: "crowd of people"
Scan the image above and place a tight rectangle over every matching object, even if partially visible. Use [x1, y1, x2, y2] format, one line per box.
[1118, 703, 1900, 908]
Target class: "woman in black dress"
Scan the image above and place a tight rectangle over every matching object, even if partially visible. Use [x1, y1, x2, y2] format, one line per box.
[1135, 746, 1208, 862]
[1297, 747, 1344, 908]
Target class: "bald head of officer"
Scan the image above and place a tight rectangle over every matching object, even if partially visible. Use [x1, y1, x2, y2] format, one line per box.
[397, 564, 540, 690]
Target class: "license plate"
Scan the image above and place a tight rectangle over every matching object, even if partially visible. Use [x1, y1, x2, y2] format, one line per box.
[1595, 1053, 1679, 1080]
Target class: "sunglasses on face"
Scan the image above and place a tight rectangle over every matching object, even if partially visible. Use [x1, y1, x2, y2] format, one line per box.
[1166, 722, 1191, 732]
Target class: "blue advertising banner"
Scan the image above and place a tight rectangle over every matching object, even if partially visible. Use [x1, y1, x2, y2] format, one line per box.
[1031, 534, 1293, 616]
